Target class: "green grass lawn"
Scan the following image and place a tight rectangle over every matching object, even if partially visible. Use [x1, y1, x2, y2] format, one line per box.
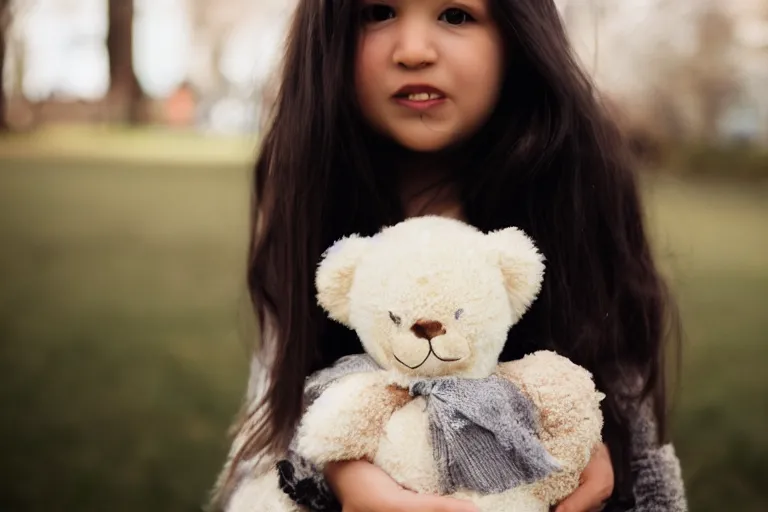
[0, 157, 253, 512]
[0, 147, 766, 511]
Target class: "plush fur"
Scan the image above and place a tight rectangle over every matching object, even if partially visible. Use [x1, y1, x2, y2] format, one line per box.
[238, 216, 604, 512]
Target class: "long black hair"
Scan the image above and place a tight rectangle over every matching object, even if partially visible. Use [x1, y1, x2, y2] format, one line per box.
[227, 0, 681, 505]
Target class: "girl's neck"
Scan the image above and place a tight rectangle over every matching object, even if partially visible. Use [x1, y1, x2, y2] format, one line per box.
[390, 145, 467, 221]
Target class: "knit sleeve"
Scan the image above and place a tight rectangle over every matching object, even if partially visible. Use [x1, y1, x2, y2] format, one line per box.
[621, 399, 688, 512]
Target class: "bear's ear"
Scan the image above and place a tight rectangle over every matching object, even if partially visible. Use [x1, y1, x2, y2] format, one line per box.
[485, 227, 546, 320]
[315, 234, 371, 326]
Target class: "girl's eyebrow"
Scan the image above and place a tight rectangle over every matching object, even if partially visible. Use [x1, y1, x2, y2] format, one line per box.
[445, 0, 490, 15]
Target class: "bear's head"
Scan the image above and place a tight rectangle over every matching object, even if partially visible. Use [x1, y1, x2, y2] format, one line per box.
[316, 216, 545, 379]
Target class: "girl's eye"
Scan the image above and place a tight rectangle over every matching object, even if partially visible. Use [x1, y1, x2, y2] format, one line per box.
[455, 308, 464, 320]
[440, 8, 475, 25]
[389, 311, 402, 326]
[361, 4, 396, 23]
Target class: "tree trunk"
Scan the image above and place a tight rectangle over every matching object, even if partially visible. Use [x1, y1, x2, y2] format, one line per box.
[0, 0, 10, 131]
[107, 0, 145, 124]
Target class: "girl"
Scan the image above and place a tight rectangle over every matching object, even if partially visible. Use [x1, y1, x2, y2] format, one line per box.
[213, 0, 688, 511]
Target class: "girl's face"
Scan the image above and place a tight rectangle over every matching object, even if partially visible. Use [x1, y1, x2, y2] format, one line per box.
[355, 0, 505, 153]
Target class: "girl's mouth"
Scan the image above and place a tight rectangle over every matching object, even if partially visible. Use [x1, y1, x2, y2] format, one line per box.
[393, 85, 445, 110]
[393, 85, 446, 110]
[399, 92, 443, 101]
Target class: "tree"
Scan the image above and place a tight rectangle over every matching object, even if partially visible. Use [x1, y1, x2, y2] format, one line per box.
[0, 0, 10, 131]
[106, 0, 145, 124]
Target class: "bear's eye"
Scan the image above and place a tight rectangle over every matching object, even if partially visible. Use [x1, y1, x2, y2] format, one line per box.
[389, 311, 402, 326]
[455, 308, 464, 320]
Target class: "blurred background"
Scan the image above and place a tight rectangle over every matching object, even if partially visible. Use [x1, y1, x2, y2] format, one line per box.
[0, 0, 765, 511]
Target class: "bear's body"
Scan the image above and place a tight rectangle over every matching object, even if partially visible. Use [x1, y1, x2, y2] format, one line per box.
[293, 351, 603, 512]
[375, 395, 441, 493]
[230, 217, 604, 512]
[318, 378, 551, 512]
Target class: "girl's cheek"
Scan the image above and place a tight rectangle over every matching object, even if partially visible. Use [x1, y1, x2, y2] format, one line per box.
[355, 36, 383, 86]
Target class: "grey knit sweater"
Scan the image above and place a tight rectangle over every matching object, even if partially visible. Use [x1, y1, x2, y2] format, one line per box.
[215, 363, 688, 512]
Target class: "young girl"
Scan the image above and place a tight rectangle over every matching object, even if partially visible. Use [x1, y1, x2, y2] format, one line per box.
[213, 0, 687, 510]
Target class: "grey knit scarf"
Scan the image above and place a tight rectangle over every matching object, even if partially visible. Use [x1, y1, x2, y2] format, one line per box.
[301, 354, 561, 494]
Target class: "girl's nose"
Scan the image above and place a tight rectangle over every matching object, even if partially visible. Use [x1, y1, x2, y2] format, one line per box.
[392, 23, 437, 70]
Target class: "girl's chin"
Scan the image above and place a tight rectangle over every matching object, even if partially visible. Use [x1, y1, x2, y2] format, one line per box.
[390, 132, 462, 154]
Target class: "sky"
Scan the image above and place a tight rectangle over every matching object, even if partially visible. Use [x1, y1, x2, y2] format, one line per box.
[6, 0, 284, 100]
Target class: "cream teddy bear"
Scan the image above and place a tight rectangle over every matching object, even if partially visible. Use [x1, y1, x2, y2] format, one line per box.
[240, 216, 604, 512]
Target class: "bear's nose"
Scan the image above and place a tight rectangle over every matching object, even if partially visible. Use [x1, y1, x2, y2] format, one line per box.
[411, 320, 446, 341]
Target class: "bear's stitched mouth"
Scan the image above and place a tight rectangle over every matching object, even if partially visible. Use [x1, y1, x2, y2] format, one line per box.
[393, 341, 462, 370]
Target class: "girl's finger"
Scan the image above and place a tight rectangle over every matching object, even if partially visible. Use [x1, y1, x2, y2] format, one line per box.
[554, 478, 611, 512]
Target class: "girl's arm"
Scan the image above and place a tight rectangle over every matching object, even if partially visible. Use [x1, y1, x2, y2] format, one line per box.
[213, 374, 686, 512]
[323, 460, 478, 512]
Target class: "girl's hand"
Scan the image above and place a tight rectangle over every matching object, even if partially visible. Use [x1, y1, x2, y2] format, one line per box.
[554, 443, 614, 512]
[325, 460, 479, 512]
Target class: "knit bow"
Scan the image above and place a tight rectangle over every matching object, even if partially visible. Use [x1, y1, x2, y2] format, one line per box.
[409, 376, 560, 493]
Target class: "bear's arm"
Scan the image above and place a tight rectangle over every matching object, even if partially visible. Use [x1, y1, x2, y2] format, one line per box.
[495, 350, 605, 504]
[294, 371, 411, 469]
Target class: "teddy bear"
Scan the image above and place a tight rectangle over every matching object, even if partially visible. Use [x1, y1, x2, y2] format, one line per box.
[237, 216, 605, 512]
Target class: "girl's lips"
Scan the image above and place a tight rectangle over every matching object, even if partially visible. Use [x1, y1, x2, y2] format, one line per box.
[393, 96, 446, 111]
[393, 84, 446, 98]
[392, 85, 447, 111]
